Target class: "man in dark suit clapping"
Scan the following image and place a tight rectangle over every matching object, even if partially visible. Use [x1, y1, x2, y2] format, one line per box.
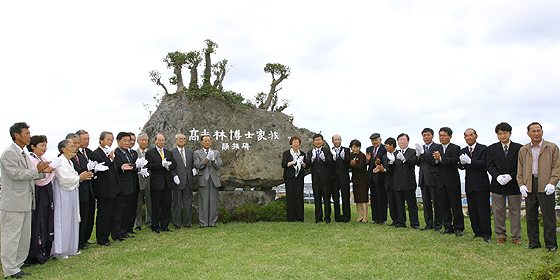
[415, 128, 442, 231]
[331, 134, 351, 222]
[307, 134, 335, 223]
[366, 133, 387, 225]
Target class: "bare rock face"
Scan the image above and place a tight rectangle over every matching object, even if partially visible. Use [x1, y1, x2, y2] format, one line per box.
[142, 94, 317, 191]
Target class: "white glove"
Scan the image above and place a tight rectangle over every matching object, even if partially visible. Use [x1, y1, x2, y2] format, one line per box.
[297, 156, 304, 165]
[86, 160, 97, 172]
[310, 154, 315, 163]
[340, 149, 345, 159]
[415, 143, 424, 156]
[319, 151, 325, 161]
[173, 175, 180, 185]
[545, 183, 556, 196]
[396, 152, 405, 162]
[192, 168, 198, 176]
[496, 174, 512, 185]
[94, 162, 109, 173]
[459, 154, 471, 165]
[135, 157, 148, 169]
[519, 185, 528, 197]
[138, 167, 149, 178]
[50, 157, 63, 169]
[332, 152, 337, 161]
[162, 159, 172, 170]
[207, 150, 215, 161]
[387, 153, 395, 164]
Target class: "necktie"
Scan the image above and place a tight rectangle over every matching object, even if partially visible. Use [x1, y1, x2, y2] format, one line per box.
[424, 145, 429, 153]
[316, 149, 320, 161]
[180, 148, 186, 165]
[504, 145, 508, 156]
[372, 147, 377, 159]
[81, 149, 88, 160]
[74, 155, 80, 165]
[469, 147, 473, 157]
[443, 146, 446, 154]
[159, 148, 165, 160]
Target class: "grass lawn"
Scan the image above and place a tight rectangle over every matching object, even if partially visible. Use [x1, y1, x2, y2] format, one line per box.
[3, 204, 553, 279]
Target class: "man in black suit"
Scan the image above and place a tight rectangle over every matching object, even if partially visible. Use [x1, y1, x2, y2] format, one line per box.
[66, 133, 94, 249]
[170, 133, 195, 229]
[75, 130, 96, 248]
[113, 132, 137, 240]
[366, 133, 387, 224]
[331, 134, 351, 222]
[388, 133, 420, 228]
[458, 128, 491, 242]
[381, 138, 398, 226]
[486, 122, 523, 244]
[433, 127, 464, 236]
[126, 132, 140, 235]
[145, 134, 178, 233]
[415, 128, 442, 231]
[306, 134, 335, 223]
[90, 131, 118, 246]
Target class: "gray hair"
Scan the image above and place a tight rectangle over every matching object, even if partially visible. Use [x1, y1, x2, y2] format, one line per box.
[58, 139, 73, 154]
[175, 133, 186, 140]
[138, 132, 148, 140]
[65, 133, 79, 140]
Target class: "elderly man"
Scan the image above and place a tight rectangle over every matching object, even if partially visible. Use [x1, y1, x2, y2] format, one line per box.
[331, 134, 351, 222]
[518, 122, 560, 252]
[74, 130, 96, 248]
[134, 133, 152, 231]
[194, 135, 223, 228]
[1, 122, 53, 278]
[366, 133, 387, 225]
[171, 133, 195, 229]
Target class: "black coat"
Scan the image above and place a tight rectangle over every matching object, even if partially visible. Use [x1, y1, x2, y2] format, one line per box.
[281, 150, 307, 179]
[417, 142, 441, 187]
[486, 141, 522, 195]
[145, 147, 177, 191]
[332, 147, 351, 184]
[435, 143, 461, 190]
[90, 147, 118, 198]
[70, 151, 95, 202]
[306, 147, 334, 184]
[458, 143, 490, 193]
[366, 145, 386, 184]
[113, 147, 137, 195]
[391, 149, 419, 191]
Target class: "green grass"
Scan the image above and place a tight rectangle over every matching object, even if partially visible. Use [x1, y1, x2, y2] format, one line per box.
[4, 205, 553, 279]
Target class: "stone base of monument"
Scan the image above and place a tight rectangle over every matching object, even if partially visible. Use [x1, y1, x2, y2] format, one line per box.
[192, 190, 276, 213]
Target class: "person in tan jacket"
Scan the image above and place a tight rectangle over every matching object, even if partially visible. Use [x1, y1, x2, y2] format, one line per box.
[517, 122, 560, 252]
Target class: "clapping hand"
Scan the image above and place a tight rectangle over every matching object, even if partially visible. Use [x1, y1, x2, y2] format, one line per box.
[319, 151, 325, 161]
[162, 159, 172, 170]
[459, 154, 471, 165]
[396, 152, 405, 162]
[415, 143, 423, 156]
[138, 168, 149, 178]
[135, 157, 148, 169]
[87, 160, 98, 172]
[387, 152, 395, 164]
[94, 162, 109, 173]
[340, 149, 345, 159]
[173, 175, 180, 185]
[496, 174, 512, 185]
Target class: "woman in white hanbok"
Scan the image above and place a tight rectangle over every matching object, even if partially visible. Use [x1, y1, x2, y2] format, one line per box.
[51, 139, 93, 259]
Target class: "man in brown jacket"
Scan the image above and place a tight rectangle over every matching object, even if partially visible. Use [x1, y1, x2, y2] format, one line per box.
[517, 122, 560, 252]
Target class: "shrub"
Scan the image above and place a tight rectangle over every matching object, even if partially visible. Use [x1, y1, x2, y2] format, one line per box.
[218, 207, 231, 223]
[524, 254, 560, 280]
[232, 204, 259, 223]
[258, 197, 287, 222]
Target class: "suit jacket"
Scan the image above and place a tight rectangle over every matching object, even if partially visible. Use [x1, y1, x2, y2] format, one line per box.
[486, 141, 522, 195]
[517, 140, 560, 193]
[136, 148, 150, 191]
[281, 149, 307, 179]
[70, 151, 95, 202]
[366, 145, 386, 184]
[114, 147, 137, 195]
[0, 143, 44, 211]
[435, 143, 461, 190]
[90, 147, 118, 198]
[171, 147, 194, 190]
[146, 147, 177, 191]
[331, 146, 351, 184]
[391, 148, 418, 191]
[306, 147, 334, 184]
[381, 153, 394, 191]
[458, 143, 490, 193]
[194, 148, 222, 188]
[418, 142, 441, 187]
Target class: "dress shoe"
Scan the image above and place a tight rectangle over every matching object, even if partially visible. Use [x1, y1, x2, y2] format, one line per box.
[497, 238, 506, 243]
[411, 225, 420, 229]
[124, 234, 135, 238]
[441, 229, 454, 234]
[419, 226, 432, 231]
[21, 263, 35, 268]
[7, 271, 31, 278]
[378, 221, 387, 225]
[175, 225, 181, 230]
[315, 219, 323, 224]
[526, 245, 541, 249]
[134, 226, 142, 232]
[387, 223, 395, 227]
[161, 228, 171, 232]
[152, 229, 161, 234]
[472, 235, 481, 239]
[98, 241, 111, 246]
[128, 230, 137, 235]
[87, 241, 96, 244]
[78, 243, 89, 250]
[394, 224, 406, 228]
[513, 239, 522, 245]
[455, 230, 464, 237]
[483, 237, 491, 243]
[325, 219, 331, 224]
[116, 237, 125, 242]
[548, 247, 558, 253]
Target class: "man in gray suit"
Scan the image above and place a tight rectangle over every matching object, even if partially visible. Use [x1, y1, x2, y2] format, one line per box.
[134, 133, 152, 231]
[193, 135, 222, 228]
[1, 122, 53, 278]
[171, 133, 195, 229]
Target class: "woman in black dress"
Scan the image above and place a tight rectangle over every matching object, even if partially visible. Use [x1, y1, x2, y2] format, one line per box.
[281, 136, 307, 222]
[349, 139, 368, 223]
[25, 135, 55, 265]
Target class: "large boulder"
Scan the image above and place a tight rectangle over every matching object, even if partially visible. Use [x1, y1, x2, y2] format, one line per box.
[142, 93, 317, 191]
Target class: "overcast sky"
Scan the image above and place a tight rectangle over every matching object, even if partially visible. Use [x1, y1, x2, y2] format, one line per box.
[1, 0, 559, 161]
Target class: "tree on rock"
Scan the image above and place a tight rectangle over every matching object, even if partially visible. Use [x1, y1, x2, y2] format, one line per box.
[202, 39, 218, 88]
[258, 63, 291, 111]
[149, 70, 169, 95]
[186, 50, 203, 90]
[163, 51, 188, 93]
[212, 59, 231, 91]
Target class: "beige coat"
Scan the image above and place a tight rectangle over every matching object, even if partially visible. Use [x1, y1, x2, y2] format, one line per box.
[517, 140, 560, 193]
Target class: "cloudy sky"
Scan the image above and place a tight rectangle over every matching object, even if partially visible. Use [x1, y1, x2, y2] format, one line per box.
[1, 0, 559, 161]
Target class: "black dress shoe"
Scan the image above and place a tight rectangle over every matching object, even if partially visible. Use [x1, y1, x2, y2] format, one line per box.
[378, 221, 387, 225]
[325, 220, 331, 224]
[161, 228, 171, 232]
[526, 245, 541, 249]
[315, 220, 323, 224]
[134, 226, 141, 231]
[152, 229, 161, 234]
[98, 241, 111, 246]
[8, 271, 30, 278]
[78, 243, 89, 250]
[394, 224, 406, 228]
[548, 247, 558, 253]
[455, 230, 464, 236]
[411, 225, 420, 229]
[124, 234, 135, 238]
[387, 223, 395, 227]
[175, 225, 181, 230]
[21, 263, 36, 268]
[483, 237, 491, 242]
[419, 227, 431, 231]
[442, 229, 454, 234]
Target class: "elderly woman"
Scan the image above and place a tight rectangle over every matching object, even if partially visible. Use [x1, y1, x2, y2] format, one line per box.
[23, 135, 56, 265]
[281, 136, 307, 222]
[349, 139, 368, 223]
[51, 139, 92, 259]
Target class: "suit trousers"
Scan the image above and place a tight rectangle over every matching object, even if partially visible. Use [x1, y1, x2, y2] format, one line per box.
[78, 200, 95, 246]
[172, 187, 193, 228]
[394, 189, 419, 227]
[466, 191, 492, 238]
[492, 193, 521, 239]
[369, 180, 387, 223]
[332, 179, 350, 222]
[329, 179, 342, 221]
[198, 180, 219, 227]
[150, 187, 172, 230]
[387, 189, 398, 224]
[1, 211, 31, 277]
[125, 193, 137, 233]
[135, 187, 152, 229]
[112, 194, 127, 239]
[312, 178, 331, 222]
[285, 177, 305, 222]
[526, 178, 557, 249]
[420, 183, 441, 229]
[95, 197, 115, 245]
[438, 186, 464, 231]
